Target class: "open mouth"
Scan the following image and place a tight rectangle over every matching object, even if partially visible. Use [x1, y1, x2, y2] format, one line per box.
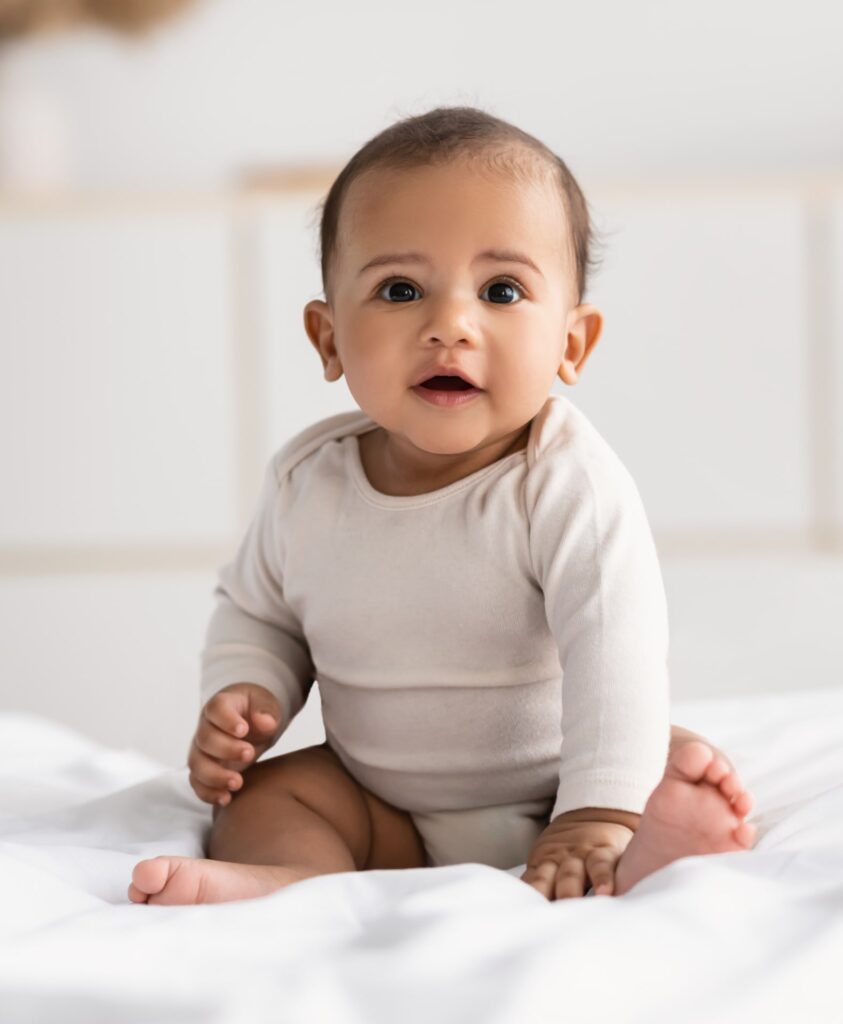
[419, 375, 475, 391]
[412, 375, 483, 408]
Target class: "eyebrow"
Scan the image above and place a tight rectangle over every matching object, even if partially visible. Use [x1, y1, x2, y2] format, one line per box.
[356, 248, 544, 279]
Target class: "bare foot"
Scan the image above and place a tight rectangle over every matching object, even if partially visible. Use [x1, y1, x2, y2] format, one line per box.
[612, 740, 757, 897]
[128, 856, 319, 905]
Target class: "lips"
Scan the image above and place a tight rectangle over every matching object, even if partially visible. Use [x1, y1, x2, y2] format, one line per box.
[411, 382, 483, 408]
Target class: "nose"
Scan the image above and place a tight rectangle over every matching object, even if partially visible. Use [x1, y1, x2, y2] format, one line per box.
[422, 290, 480, 348]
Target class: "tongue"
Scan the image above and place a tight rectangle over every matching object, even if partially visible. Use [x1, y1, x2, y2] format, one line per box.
[421, 375, 472, 391]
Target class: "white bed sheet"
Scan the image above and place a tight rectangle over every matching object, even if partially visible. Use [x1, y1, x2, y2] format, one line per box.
[1, 687, 842, 1024]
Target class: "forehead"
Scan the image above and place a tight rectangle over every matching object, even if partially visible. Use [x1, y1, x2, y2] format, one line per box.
[338, 158, 570, 275]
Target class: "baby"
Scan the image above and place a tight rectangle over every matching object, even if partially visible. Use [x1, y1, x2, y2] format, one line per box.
[129, 105, 757, 906]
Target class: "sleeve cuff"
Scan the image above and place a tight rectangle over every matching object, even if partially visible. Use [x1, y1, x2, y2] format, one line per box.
[550, 771, 661, 821]
[199, 660, 307, 727]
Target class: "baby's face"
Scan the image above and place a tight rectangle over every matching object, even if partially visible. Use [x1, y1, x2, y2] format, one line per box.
[305, 157, 602, 462]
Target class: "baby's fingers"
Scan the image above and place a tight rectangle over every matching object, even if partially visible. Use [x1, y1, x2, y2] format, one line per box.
[188, 741, 244, 802]
[203, 693, 250, 739]
[190, 774, 235, 807]
[519, 860, 558, 900]
[195, 718, 255, 767]
[552, 857, 587, 901]
[586, 848, 620, 896]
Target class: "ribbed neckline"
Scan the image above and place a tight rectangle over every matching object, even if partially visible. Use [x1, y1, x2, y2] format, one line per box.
[346, 427, 528, 509]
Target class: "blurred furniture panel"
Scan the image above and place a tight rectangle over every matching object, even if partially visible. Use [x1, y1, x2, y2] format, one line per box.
[0, 207, 238, 547]
[830, 196, 843, 538]
[663, 552, 843, 702]
[574, 190, 810, 538]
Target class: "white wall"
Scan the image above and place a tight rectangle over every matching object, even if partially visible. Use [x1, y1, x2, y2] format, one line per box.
[0, 0, 841, 768]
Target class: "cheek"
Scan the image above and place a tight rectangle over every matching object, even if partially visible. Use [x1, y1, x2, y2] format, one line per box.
[342, 327, 406, 389]
[489, 340, 559, 396]
[491, 334, 543, 373]
[340, 314, 383, 360]
[349, 308, 403, 347]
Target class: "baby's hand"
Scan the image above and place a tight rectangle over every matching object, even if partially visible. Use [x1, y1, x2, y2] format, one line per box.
[187, 682, 283, 807]
[519, 815, 635, 900]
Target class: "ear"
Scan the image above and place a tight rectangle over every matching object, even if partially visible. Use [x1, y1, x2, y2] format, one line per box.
[303, 299, 343, 382]
[557, 304, 604, 385]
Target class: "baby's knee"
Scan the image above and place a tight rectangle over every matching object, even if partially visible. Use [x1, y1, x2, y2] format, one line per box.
[214, 743, 375, 869]
[210, 745, 328, 819]
[237, 744, 347, 802]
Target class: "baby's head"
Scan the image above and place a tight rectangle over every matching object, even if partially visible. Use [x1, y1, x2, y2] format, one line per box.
[304, 105, 604, 460]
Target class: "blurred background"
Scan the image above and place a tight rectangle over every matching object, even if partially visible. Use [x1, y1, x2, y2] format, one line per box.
[0, 0, 841, 767]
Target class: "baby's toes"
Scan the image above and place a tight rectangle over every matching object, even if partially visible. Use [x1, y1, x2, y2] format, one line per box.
[713, 766, 741, 799]
[702, 755, 731, 787]
[716, 768, 752, 810]
[669, 740, 716, 782]
[128, 881, 149, 904]
[730, 788, 755, 818]
[130, 856, 172, 899]
[733, 820, 758, 849]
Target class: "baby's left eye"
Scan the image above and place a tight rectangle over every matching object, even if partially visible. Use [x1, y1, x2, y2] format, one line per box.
[480, 279, 525, 304]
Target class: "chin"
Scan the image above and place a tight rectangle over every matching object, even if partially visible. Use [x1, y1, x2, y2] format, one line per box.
[407, 429, 483, 456]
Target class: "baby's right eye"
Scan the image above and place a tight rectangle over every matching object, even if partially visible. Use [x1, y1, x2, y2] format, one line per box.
[376, 278, 420, 303]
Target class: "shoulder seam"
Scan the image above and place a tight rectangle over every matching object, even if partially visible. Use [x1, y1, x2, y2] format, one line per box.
[268, 409, 374, 484]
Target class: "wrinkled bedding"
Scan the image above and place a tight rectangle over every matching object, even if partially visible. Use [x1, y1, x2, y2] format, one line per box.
[1, 687, 842, 1023]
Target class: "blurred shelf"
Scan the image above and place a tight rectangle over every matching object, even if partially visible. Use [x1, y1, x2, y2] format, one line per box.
[1, 169, 842, 217]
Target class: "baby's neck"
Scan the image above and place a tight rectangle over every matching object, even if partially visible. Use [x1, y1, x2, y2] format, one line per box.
[358, 425, 530, 497]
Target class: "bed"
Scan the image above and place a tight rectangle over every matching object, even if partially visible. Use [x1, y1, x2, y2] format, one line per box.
[1, 685, 842, 1023]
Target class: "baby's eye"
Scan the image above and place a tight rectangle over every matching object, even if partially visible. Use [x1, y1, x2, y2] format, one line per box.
[480, 278, 525, 304]
[377, 279, 420, 303]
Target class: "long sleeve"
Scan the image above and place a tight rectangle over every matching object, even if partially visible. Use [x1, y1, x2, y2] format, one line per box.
[199, 457, 315, 728]
[527, 440, 671, 821]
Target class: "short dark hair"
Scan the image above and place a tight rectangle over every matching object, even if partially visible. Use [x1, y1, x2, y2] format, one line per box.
[312, 105, 602, 306]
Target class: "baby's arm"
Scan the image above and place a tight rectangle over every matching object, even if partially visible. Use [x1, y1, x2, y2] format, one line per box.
[525, 439, 671, 889]
[198, 456, 316, 788]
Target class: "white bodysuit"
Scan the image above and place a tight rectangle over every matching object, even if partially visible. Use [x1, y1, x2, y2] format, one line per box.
[200, 394, 671, 864]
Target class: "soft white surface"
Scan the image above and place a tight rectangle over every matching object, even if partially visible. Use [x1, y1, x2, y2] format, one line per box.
[1, 688, 842, 1024]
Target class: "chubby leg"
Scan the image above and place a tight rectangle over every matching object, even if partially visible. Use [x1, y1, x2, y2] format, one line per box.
[611, 724, 757, 897]
[128, 743, 428, 905]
